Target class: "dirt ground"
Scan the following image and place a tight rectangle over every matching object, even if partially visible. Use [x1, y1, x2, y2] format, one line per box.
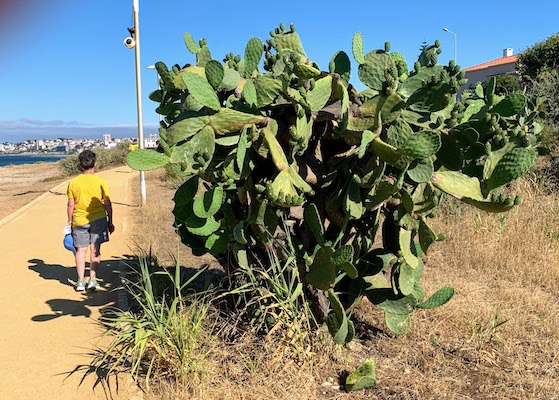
[0, 162, 67, 221]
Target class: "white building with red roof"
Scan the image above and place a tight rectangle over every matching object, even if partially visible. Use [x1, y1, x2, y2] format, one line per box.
[459, 49, 519, 97]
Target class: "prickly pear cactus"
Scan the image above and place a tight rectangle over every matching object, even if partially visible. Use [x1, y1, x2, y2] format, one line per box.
[128, 25, 546, 341]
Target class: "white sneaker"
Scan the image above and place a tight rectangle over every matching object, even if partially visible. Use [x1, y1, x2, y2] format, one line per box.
[75, 280, 86, 291]
[87, 279, 99, 291]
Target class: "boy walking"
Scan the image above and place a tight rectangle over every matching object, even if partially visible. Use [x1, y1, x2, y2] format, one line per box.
[66, 150, 114, 291]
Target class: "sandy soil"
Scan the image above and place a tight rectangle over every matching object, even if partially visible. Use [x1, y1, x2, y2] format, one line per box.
[0, 162, 67, 221]
[0, 164, 143, 400]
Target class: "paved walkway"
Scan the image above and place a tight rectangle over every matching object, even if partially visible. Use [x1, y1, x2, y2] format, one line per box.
[0, 166, 142, 400]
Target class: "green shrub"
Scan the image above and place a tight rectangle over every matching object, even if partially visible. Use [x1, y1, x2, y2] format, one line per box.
[58, 142, 131, 176]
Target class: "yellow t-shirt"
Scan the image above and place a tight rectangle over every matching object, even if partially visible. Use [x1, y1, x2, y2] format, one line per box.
[67, 174, 110, 227]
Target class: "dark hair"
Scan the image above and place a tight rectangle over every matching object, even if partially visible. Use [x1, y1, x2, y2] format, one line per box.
[78, 150, 96, 170]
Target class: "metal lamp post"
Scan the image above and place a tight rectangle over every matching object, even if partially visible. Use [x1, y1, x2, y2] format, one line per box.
[443, 27, 457, 64]
[127, 0, 146, 206]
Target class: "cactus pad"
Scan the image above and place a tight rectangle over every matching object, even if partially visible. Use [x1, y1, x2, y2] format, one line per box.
[244, 37, 264, 77]
[345, 359, 377, 392]
[193, 187, 224, 218]
[306, 247, 336, 291]
[329, 51, 351, 85]
[416, 286, 455, 309]
[181, 72, 221, 111]
[183, 32, 200, 54]
[204, 60, 224, 89]
[492, 93, 526, 117]
[127, 149, 170, 171]
[400, 131, 441, 159]
[352, 32, 365, 64]
[307, 76, 333, 112]
[486, 147, 536, 190]
[384, 311, 412, 335]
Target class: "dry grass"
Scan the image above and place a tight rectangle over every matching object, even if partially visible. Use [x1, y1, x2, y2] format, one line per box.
[126, 169, 218, 269]
[0, 162, 67, 220]
[127, 170, 559, 400]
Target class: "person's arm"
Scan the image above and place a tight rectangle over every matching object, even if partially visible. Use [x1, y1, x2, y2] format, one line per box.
[67, 198, 75, 226]
[104, 199, 114, 233]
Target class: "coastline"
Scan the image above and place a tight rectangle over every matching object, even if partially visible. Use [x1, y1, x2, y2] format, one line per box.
[0, 152, 68, 156]
[0, 153, 68, 168]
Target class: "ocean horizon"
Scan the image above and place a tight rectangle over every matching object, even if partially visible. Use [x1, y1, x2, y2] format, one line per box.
[0, 154, 67, 167]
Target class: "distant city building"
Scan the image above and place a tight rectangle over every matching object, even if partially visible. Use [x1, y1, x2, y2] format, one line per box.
[35, 140, 46, 151]
[103, 133, 112, 146]
[145, 134, 159, 149]
[0, 136, 140, 154]
[53, 140, 70, 153]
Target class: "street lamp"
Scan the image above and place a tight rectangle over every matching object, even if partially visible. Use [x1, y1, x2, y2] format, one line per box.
[125, 0, 146, 206]
[443, 27, 457, 64]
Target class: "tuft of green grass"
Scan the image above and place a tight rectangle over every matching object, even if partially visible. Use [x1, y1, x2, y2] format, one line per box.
[93, 252, 217, 386]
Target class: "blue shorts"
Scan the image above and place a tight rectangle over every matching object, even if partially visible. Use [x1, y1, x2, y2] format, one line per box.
[72, 218, 109, 248]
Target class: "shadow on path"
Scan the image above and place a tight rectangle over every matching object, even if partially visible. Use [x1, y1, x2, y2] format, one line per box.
[28, 258, 123, 323]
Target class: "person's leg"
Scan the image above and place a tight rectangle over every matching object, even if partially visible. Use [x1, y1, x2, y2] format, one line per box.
[87, 218, 109, 290]
[75, 247, 88, 282]
[72, 223, 92, 290]
[89, 242, 101, 281]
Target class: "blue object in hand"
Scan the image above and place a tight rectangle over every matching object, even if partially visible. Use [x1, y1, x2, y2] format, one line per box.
[63, 233, 76, 255]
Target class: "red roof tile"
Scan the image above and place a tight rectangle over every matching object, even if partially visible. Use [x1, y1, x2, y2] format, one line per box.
[463, 55, 518, 72]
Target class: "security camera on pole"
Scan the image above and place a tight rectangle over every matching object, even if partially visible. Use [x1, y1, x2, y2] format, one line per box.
[124, 0, 146, 206]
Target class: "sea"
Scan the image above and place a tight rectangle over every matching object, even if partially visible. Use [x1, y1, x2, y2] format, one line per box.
[0, 154, 67, 167]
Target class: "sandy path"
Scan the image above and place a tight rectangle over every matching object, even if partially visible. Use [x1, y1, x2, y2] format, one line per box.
[0, 166, 143, 400]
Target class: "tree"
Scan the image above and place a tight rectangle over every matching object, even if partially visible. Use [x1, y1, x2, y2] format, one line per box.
[517, 33, 559, 81]
[483, 74, 521, 96]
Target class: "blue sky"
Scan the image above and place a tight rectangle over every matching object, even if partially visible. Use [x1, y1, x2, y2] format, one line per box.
[0, 0, 557, 143]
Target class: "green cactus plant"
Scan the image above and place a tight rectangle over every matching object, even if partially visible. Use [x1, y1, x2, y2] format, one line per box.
[129, 25, 546, 343]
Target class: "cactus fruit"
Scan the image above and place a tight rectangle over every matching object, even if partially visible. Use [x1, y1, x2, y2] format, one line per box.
[128, 25, 544, 343]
